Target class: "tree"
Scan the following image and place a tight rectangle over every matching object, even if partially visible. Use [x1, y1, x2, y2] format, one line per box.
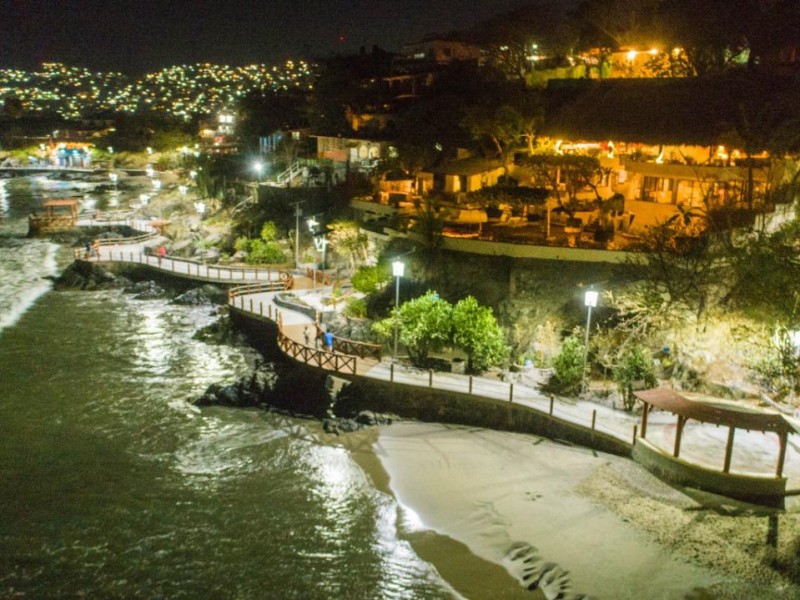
[372, 291, 453, 366]
[572, 0, 661, 50]
[519, 153, 607, 214]
[451, 296, 508, 373]
[468, 2, 576, 83]
[327, 220, 369, 272]
[613, 345, 658, 411]
[548, 336, 586, 395]
[654, 0, 747, 76]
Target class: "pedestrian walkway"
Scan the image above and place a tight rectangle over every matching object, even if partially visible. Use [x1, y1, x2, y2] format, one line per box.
[226, 286, 800, 492]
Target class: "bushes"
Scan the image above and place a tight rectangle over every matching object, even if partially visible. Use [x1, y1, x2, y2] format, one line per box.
[352, 264, 389, 294]
[549, 336, 586, 395]
[613, 346, 657, 412]
[235, 221, 286, 264]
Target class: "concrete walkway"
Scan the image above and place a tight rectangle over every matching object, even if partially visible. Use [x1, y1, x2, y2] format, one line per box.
[230, 287, 800, 492]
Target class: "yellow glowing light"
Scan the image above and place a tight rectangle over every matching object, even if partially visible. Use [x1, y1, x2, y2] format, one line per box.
[626, 50, 638, 62]
[648, 48, 658, 56]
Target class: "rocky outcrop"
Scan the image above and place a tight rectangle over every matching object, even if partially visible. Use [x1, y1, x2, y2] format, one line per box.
[322, 411, 395, 435]
[193, 313, 250, 346]
[195, 363, 279, 408]
[124, 280, 167, 299]
[172, 284, 227, 306]
[53, 261, 128, 291]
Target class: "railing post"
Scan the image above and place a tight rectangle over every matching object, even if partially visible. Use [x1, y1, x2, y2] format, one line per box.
[591, 410, 597, 431]
[249, 298, 253, 312]
[509, 383, 514, 402]
[260, 302, 263, 316]
[428, 370, 433, 388]
[390, 363, 394, 383]
[549, 395, 554, 415]
[469, 375, 473, 394]
[269, 305, 272, 319]
[632, 425, 638, 446]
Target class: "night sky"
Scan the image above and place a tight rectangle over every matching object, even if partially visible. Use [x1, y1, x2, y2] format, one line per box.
[1, 0, 540, 74]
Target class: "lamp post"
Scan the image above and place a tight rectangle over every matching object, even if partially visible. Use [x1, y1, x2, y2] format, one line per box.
[392, 260, 405, 363]
[583, 287, 599, 392]
[252, 161, 264, 181]
[308, 217, 318, 289]
[292, 201, 303, 272]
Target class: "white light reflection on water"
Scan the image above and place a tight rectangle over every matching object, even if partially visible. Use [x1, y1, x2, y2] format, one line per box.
[0, 180, 8, 215]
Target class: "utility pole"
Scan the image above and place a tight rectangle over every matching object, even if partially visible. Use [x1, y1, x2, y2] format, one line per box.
[290, 200, 304, 272]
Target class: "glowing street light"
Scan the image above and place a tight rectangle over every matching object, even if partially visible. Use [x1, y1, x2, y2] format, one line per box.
[392, 260, 405, 363]
[583, 287, 599, 392]
[252, 161, 264, 181]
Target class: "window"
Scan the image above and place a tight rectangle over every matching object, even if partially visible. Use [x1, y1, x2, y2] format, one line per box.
[641, 177, 674, 203]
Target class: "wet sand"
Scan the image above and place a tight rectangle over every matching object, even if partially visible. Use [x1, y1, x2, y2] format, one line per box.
[345, 421, 739, 599]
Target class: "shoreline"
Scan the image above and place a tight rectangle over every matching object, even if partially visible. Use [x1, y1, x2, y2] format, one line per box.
[340, 425, 540, 599]
[346, 421, 731, 599]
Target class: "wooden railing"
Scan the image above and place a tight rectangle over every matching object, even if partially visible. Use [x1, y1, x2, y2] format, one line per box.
[278, 331, 357, 374]
[323, 327, 382, 361]
[305, 267, 333, 286]
[228, 279, 295, 303]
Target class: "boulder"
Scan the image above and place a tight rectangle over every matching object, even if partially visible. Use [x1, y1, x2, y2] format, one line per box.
[54, 262, 124, 291]
[125, 280, 167, 299]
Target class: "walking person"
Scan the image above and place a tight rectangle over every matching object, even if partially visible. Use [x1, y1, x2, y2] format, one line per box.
[303, 326, 311, 346]
[157, 245, 166, 266]
[91, 239, 100, 258]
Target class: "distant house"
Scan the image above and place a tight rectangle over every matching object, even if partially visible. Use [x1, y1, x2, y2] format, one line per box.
[402, 38, 482, 65]
[535, 76, 800, 232]
[199, 109, 238, 153]
[417, 158, 504, 197]
[315, 134, 395, 182]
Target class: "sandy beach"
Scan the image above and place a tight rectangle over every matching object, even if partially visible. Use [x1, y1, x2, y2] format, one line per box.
[343, 421, 800, 600]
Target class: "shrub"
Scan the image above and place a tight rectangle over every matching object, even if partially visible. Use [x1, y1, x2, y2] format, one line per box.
[245, 239, 285, 264]
[343, 297, 367, 319]
[549, 336, 585, 395]
[352, 264, 389, 294]
[613, 346, 658, 412]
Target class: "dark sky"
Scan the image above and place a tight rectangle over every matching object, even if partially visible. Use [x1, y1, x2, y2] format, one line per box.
[1, 0, 541, 74]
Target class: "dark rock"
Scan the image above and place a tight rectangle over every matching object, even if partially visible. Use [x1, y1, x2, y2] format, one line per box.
[354, 411, 394, 426]
[125, 280, 167, 299]
[54, 261, 125, 291]
[173, 284, 228, 306]
[322, 418, 362, 435]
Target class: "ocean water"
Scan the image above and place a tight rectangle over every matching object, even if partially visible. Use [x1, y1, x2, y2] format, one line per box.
[0, 177, 453, 599]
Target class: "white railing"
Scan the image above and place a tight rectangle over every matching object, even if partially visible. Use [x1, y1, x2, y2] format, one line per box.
[79, 250, 291, 284]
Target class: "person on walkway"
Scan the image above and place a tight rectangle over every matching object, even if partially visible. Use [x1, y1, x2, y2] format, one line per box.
[157, 245, 166, 266]
[91, 239, 100, 258]
[303, 326, 311, 346]
[84, 241, 91, 259]
[324, 331, 334, 352]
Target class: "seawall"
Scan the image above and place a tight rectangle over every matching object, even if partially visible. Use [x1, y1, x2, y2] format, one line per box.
[231, 307, 632, 458]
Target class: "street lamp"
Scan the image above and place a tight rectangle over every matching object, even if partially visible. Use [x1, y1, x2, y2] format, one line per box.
[583, 287, 599, 392]
[252, 161, 264, 181]
[392, 260, 405, 363]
